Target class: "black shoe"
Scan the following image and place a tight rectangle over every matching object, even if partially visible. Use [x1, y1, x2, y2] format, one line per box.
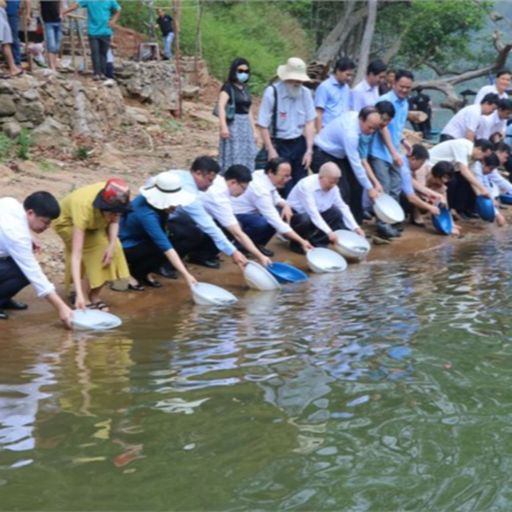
[142, 277, 162, 288]
[362, 211, 374, 221]
[188, 256, 221, 269]
[257, 245, 274, 257]
[3, 299, 28, 310]
[157, 265, 178, 279]
[0, 310, 8, 320]
[289, 242, 305, 255]
[377, 224, 399, 240]
[393, 223, 404, 233]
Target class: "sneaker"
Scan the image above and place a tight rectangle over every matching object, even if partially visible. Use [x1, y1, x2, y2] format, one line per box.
[377, 223, 399, 240]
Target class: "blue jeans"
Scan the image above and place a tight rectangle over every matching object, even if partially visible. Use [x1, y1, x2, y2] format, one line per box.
[0, 257, 29, 307]
[7, 13, 20, 65]
[44, 22, 62, 54]
[163, 32, 174, 58]
[88, 35, 111, 77]
[236, 213, 275, 247]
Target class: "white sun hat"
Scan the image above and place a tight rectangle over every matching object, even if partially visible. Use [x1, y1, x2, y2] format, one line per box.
[277, 57, 311, 82]
[140, 171, 196, 210]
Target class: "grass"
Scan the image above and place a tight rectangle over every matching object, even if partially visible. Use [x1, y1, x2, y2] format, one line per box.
[16, 129, 31, 160]
[0, 134, 13, 162]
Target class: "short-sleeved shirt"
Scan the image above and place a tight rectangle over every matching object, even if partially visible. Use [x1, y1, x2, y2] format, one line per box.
[257, 80, 316, 140]
[157, 14, 173, 36]
[119, 195, 172, 253]
[428, 139, 473, 167]
[476, 110, 506, 140]
[314, 75, 352, 127]
[221, 82, 252, 115]
[40, 0, 61, 23]
[351, 79, 379, 111]
[78, 0, 120, 37]
[53, 182, 108, 233]
[441, 104, 482, 139]
[369, 90, 409, 164]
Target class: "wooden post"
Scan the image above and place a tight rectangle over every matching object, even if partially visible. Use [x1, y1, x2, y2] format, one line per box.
[173, 0, 183, 118]
[70, 17, 76, 70]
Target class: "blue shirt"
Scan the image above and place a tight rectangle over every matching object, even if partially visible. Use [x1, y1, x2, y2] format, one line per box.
[120, 195, 172, 253]
[78, 0, 120, 37]
[314, 75, 352, 127]
[6, 1, 20, 17]
[170, 170, 236, 256]
[369, 90, 409, 164]
[314, 111, 372, 190]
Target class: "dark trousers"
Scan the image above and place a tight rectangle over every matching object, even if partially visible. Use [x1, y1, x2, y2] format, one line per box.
[235, 213, 275, 247]
[123, 241, 166, 282]
[7, 14, 21, 65]
[447, 172, 476, 214]
[274, 136, 307, 197]
[439, 133, 455, 143]
[167, 210, 219, 260]
[312, 146, 364, 224]
[88, 35, 111, 77]
[0, 257, 29, 307]
[291, 206, 347, 246]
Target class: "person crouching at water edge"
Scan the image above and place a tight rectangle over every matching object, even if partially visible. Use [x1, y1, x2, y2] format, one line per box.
[119, 172, 198, 290]
[53, 179, 131, 312]
[0, 192, 73, 327]
[286, 162, 365, 250]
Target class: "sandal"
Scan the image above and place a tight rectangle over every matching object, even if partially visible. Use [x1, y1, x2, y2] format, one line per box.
[128, 283, 145, 291]
[142, 277, 162, 288]
[86, 301, 109, 311]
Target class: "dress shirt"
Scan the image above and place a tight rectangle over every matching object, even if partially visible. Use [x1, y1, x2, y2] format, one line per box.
[472, 161, 512, 194]
[441, 104, 483, 139]
[369, 90, 409, 163]
[314, 111, 373, 190]
[314, 75, 352, 127]
[0, 197, 55, 297]
[351, 79, 379, 111]
[398, 159, 415, 196]
[287, 174, 358, 233]
[169, 170, 236, 256]
[474, 84, 508, 105]
[258, 80, 316, 140]
[120, 195, 172, 252]
[230, 170, 291, 234]
[428, 139, 473, 167]
[475, 110, 506, 139]
[200, 175, 238, 228]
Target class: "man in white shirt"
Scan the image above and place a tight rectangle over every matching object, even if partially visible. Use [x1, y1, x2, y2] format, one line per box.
[440, 93, 499, 142]
[473, 69, 511, 104]
[476, 99, 512, 142]
[200, 165, 272, 264]
[351, 59, 387, 112]
[0, 192, 72, 326]
[230, 158, 313, 255]
[287, 162, 364, 248]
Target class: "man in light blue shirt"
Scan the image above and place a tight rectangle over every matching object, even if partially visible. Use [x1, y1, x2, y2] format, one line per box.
[165, 156, 248, 270]
[312, 107, 382, 223]
[315, 57, 355, 130]
[64, 0, 121, 80]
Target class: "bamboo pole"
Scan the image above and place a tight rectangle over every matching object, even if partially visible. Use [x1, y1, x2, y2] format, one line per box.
[173, 0, 182, 118]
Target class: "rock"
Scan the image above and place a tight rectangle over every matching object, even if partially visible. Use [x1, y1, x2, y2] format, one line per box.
[181, 86, 200, 99]
[3, 119, 22, 138]
[0, 95, 17, 116]
[32, 117, 70, 147]
[15, 101, 45, 124]
[126, 106, 149, 124]
[22, 89, 40, 101]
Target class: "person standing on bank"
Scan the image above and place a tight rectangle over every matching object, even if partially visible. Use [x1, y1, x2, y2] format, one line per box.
[155, 7, 174, 60]
[0, 192, 73, 327]
[63, 0, 121, 81]
[257, 57, 316, 197]
[351, 59, 387, 112]
[40, 0, 63, 71]
[218, 57, 258, 174]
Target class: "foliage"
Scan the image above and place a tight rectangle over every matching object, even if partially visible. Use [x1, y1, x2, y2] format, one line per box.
[75, 146, 92, 160]
[16, 129, 31, 160]
[0, 133, 13, 161]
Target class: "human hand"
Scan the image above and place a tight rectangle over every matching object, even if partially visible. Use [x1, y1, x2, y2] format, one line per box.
[59, 304, 74, 329]
[102, 246, 114, 267]
[232, 250, 248, 270]
[257, 254, 272, 267]
[220, 126, 230, 139]
[355, 228, 365, 237]
[280, 204, 293, 224]
[368, 187, 380, 201]
[186, 274, 198, 288]
[302, 240, 314, 252]
[327, 232, 338, 245]
[268, 147, 279, 160]
[429, 204, 440, 216]
[74, 292, 87, 311]
[302, 150, 313, 169]
[392, 152, 403, 167]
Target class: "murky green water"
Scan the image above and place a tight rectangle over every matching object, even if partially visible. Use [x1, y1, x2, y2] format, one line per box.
[2, 234, 512, 511]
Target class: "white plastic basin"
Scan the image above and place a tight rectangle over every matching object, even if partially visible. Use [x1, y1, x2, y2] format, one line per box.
[333, 229, 371, 259]
[374, 193, 405, 224]
[306, 247, 347, 273]
[243, 261, 281, 291]
[72, 309, 123, 331]
[192, 282, 238, 306]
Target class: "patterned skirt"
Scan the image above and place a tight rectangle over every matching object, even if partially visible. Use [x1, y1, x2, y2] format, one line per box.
[218, 113, 258, 174]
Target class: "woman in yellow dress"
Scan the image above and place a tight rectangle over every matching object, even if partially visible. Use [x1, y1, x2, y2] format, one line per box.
[53, 179, 131, 311]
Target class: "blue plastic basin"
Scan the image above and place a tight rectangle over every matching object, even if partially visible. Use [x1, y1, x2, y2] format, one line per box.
[500, 193, 512, 205]
[475, 195, 496, 223]
[431, 206, 453, 235]
[267, 262, 309, 284]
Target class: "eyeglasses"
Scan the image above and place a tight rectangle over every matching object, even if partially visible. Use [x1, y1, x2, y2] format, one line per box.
[237, 68, 250, 73]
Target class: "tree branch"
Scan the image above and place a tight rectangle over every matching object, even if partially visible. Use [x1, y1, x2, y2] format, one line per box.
[355, 0, 378, 83]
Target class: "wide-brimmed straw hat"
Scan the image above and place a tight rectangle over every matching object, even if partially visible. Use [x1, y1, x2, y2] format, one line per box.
[140, 171, 196, 210]
[277, 57, 311, 82]
[93, 178, 131, 213]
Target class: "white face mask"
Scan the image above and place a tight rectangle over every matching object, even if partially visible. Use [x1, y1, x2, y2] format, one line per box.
[286, 83, 302, 98]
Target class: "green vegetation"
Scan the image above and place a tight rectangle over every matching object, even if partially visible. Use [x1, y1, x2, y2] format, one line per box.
[16, 129, 31, 160]
[74, 146, 92, 160]
[0, 133, 13, 162]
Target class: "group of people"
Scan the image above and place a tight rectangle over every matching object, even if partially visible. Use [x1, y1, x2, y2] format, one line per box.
[2, 54, 512, 329]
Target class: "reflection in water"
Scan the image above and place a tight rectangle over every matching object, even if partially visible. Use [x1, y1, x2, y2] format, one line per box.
[1, 234, 512, 510]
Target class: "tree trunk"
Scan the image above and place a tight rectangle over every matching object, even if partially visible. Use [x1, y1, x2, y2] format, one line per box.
[354, 0, 378, 84]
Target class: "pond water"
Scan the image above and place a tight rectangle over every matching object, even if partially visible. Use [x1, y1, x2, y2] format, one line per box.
[1, 233, 512, 511]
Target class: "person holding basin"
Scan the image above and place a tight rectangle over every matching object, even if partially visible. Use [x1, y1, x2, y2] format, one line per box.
[119, 171, 198, 290]
[200, 164, 272, 265]
[53, 179, 131, 311]
[230, 157, 313, 255]
[286, 162, 364, 249]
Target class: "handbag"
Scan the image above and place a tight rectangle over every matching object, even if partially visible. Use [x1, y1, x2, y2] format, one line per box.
[255, 85, 278, 169]
[212, 84, 236, 122]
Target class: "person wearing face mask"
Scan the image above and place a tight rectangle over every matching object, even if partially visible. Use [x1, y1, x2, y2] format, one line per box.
[257, 57, 317, 197]
[218, 57, 258, 173]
